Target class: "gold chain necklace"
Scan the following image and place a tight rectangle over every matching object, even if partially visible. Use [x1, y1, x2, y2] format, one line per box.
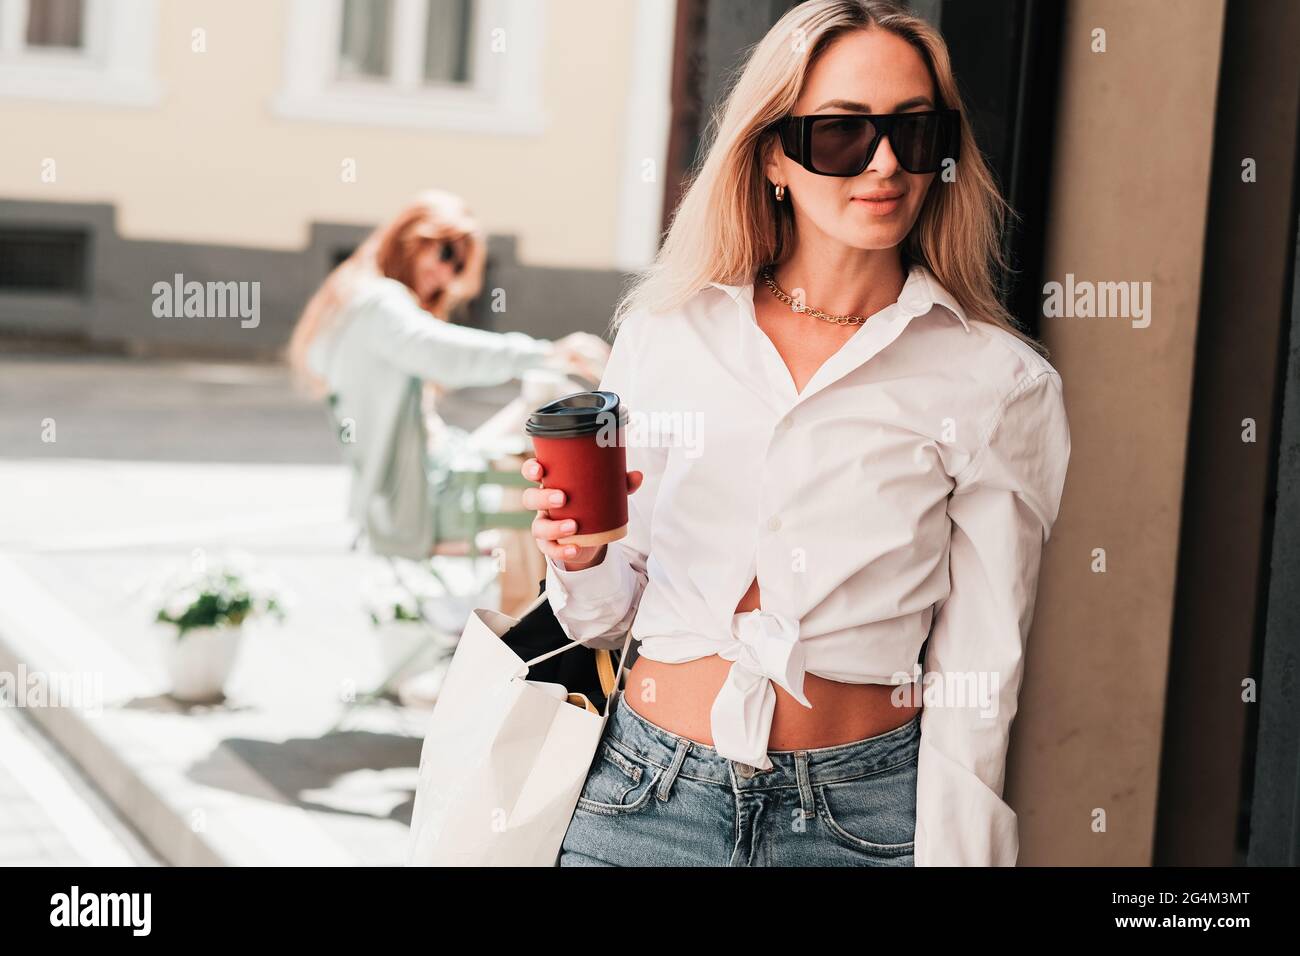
[758, 265, 871, 326]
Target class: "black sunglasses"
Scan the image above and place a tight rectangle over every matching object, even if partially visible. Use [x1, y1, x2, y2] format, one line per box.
[777, 109, 961, 176]
[439, 238, 466, 275]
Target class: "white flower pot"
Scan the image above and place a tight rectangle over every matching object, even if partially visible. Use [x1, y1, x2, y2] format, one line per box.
[395, 657, 452, 710]
[372, 620, 443, 685]
[163, 625, 243, 702]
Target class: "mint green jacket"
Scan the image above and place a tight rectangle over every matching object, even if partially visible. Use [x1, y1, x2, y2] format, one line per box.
[308, 277, 552, 558]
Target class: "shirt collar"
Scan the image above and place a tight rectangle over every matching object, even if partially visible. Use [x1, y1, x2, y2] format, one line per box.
[709, 263, 971, 332]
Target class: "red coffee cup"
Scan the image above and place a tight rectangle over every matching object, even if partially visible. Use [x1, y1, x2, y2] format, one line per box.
[525, 390, 629, 547]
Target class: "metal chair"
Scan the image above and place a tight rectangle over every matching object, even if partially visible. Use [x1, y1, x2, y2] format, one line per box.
[325, 387, 535, 707]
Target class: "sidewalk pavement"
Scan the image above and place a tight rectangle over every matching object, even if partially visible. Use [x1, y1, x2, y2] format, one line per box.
[0, 458, 500, 866]
[0, 704, 160, 866]
[0, 355, 526, 866]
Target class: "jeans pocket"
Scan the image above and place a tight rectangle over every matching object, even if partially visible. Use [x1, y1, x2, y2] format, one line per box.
[814, 756, 917, 858]
[575, 741, 663, 816]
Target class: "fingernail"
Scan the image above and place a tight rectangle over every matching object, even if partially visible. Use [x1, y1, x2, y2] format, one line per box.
[550, 492, 564, 505]
[564, 520, 576, 531]
[564, 546, 577, 557]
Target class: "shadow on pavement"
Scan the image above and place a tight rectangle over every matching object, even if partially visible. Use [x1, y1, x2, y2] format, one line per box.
[189, 731, 423, 826]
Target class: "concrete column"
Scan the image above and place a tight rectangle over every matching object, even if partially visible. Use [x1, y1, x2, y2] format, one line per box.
[1016, 0, 1226, 865]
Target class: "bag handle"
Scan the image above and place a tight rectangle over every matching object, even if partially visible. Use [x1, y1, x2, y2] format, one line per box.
[515, 588, 552, 620]
[522, 630, 634, 702]
[519, 589, 635, 719]
[602, 629, 635, 718]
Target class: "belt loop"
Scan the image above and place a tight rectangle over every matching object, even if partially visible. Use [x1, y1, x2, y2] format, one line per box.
[794, 752, 815, 819]
[657, 737, 691, 802]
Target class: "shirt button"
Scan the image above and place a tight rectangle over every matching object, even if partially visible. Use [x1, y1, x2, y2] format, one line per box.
[776, 417, 793, 432]
[767, 515, 782, 532]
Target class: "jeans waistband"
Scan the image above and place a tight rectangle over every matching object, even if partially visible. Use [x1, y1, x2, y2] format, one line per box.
[603, 688, 921, 792]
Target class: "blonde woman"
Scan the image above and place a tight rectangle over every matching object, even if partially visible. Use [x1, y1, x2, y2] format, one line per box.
[523, 0, 1070, 866]
[289, 190, 603, 559]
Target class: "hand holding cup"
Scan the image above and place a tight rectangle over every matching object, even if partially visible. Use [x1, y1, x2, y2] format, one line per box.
[524, 389, 637, 571]
[522, 460, 644, 569]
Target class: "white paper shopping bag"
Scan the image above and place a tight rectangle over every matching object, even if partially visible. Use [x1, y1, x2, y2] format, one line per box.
[407, 593, 631, 866]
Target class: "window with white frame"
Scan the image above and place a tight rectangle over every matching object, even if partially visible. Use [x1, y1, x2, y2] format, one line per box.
[0, 0, 160, 105]
[337, 0, 474, 86]
[16, 0, 83, 48]
[276, 0, 544, 134]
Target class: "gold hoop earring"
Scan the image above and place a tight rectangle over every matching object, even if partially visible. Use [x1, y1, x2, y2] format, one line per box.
[774, 183, 786, 202]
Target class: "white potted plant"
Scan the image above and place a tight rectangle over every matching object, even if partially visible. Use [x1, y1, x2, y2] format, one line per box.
[360, 577, 445, 688]
[153, 552, 285, 702]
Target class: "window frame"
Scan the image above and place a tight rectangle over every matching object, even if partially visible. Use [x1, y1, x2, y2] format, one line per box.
[275, 0, 545, 135]
[0, 0, 161, 106]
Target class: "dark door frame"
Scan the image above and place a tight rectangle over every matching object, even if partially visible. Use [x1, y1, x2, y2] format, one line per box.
[1156, 0, 1300, 866]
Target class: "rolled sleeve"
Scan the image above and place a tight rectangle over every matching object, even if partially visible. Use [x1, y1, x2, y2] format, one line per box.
[914, 370, 1070, 866]
[545, 550, 643, 651]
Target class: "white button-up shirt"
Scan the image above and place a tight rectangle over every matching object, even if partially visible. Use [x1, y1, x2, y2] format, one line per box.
[544, 263, 1070, 866]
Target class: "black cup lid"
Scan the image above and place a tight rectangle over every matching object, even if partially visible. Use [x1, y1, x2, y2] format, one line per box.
[525, 390, 628, 438]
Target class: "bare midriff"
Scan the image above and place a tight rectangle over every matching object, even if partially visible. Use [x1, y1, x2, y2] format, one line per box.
[623, 576, 922, 751]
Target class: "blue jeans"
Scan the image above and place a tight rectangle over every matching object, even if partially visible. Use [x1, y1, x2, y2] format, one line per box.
[558, 688, 920, 866]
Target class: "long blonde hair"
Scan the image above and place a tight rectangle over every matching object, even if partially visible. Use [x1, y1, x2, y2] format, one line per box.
[618, 0, 1038, 352]
[287, 189, 489, 395]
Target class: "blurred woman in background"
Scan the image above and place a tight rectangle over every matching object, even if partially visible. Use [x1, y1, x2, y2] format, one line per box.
[288, 189, 606, 560]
